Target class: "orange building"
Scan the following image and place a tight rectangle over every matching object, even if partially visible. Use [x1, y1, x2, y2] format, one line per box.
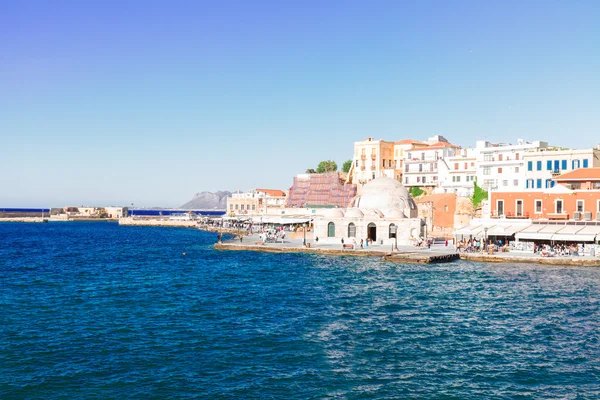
[416, 193, 457, 238]
[490, 168, 600, 222]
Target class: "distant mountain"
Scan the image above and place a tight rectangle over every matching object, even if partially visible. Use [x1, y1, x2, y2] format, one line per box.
[180, 191, 231, 210]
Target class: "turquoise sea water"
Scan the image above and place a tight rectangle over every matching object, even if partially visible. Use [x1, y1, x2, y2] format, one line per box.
[1, 222, 600, 399]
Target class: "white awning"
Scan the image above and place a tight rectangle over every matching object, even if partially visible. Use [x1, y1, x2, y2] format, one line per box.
[518, 224, 545, 234]
[560, 225, 600, 242]
[550, 225, 585, 241]
[252, 216, 311, 224]
[486, 224, 529, 236]
[552, 233, 596, 242]
[516, 224, 563, 240]
[454, 224, 483, 236]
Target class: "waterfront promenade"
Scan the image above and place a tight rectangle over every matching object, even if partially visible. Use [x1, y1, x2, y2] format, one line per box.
[216, 232, 600, 266]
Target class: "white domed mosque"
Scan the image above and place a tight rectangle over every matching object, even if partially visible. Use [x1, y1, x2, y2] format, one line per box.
[314, 177, 425, 246]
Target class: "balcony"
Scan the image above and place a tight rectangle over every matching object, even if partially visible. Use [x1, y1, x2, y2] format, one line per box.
[370, 165, 376, 170]
[551, 169, 560, 175]
[503, 211, 530, 219]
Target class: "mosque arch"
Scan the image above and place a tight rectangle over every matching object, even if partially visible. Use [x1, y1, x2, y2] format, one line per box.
[389, 223, 397, 239]
[367, 222, 377, 241]
[327, 222, 336, 237]
[348, 222, 356, 238]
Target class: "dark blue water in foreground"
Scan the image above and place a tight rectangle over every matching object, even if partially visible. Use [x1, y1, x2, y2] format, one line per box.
[2, 222, 600, 399]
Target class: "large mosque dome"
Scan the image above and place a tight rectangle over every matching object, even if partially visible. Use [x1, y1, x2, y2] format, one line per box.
[348, 177, 417, 217]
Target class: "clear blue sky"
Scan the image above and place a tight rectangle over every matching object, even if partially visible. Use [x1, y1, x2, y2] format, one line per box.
[1, 0, 599, 207]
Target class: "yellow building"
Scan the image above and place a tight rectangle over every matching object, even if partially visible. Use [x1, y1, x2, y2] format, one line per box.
[347, 138, 396, 187]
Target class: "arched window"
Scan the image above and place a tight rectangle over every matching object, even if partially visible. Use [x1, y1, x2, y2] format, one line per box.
[327, 222, 336, 237]
[348, 223, 356, 237]
[389, 223, 397, 239]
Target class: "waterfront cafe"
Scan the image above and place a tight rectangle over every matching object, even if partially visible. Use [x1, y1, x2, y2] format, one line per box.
[250, 215, 312, 226]
[454, 221, 600, 247]
[453, 221, 530, 244]
[515, 221, 600, 244]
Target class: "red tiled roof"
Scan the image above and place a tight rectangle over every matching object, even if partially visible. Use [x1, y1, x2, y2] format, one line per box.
[554, 168, 600, 181]
[426, 142, 460, 149]
[256, 188, 286, 197]
[394, 139, 428, 145]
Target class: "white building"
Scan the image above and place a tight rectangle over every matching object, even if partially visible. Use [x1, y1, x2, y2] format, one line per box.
[436, 147, 477, 196]
[403, 138, 460, 187]
[393, 139, 429, 181]
[226, 188, 286, 216]
[523, 147, 600, 190]
[475, 139, 549, 191]
[314, 177, 424, 246]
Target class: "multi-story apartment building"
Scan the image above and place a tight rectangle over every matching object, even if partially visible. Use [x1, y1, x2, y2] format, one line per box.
[475, 139, 549, 191]
[403, 137, 460, 187]
[227, 188, 286, 216]
[393, 139, 429, 181]
[490, 168, 600, 222]
[436, 148, 477, 196]
[523, 147, 600, 190]
[348, 138, 396, 186]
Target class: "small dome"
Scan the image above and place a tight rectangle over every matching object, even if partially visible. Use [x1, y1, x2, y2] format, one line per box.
[344, 208, 364, 218]
[350, 177, 416, 213]
[366, 209, 384, 218]
[384, 209, 406, 219]
[324, 208, 345, 218]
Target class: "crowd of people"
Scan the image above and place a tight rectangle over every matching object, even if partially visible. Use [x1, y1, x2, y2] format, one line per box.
[455, 238, 509, 253]
[534, 243, 584, 257]
[258, 227, 287, 243]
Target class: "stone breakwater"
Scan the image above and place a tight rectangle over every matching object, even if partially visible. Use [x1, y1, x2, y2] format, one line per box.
[214, 243, 392, 257]
[214, 241, 600, 267]
[215, 241, 460, 263]
[118, 217, 242, 235]
[119, 217, 199, 228]
[460, 252, 600, 267]
[0, 217, 47, 223]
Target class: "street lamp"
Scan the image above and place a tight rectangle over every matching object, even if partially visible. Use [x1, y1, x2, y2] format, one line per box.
[303, 222, 306, 246]
[484, 227, 489, 252]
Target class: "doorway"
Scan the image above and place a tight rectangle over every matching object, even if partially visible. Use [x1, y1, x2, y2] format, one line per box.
[516, 200, 523, 217]
[367, 223, 377, 241]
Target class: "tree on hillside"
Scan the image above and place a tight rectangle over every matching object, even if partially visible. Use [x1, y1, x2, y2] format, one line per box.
[471, 179, 488, 209]
[342, 159, 352, 173]
[409, 186, 424, 198]
[316, 160, 338, 173]
[305, 168, 316, 174]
